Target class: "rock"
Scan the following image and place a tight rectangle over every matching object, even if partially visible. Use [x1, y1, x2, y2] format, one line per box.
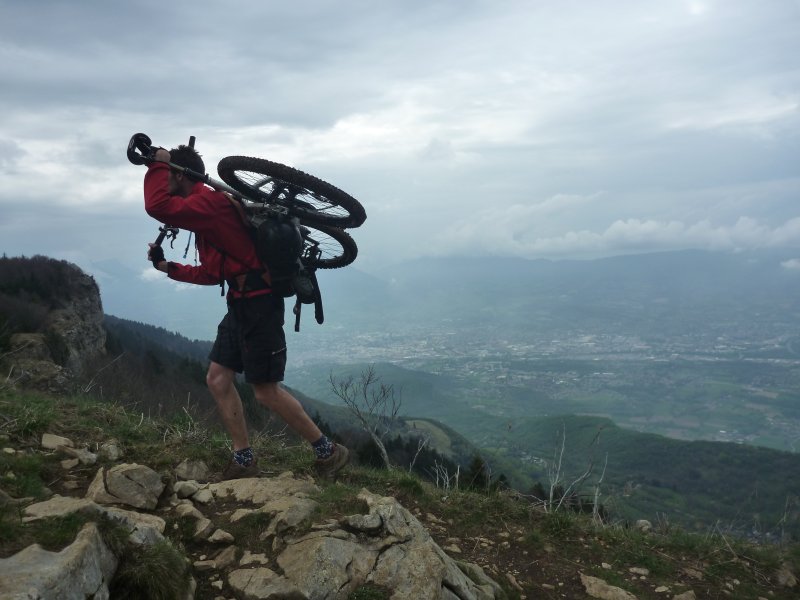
[230, 507, 256, 523]
[5, 335, 72, 393]
[213, 545, 238, 569]
[98, 440, 122, 461]
[276, 489, 501, 599]
[59, 445, 98, 465]
[0, 523, 117, 599]
[85, 463, 165, 509]
[228, 567, 304, 599]
[580, 573, 638, 600]
[209, 529, 235, 544]
[506, 572, 524, 591]
[672, 592, 696, 600]
[2, 447, 16, 455]
[174, 480, 200, 499]
[22, 494, 166, 546]
[208, 472, 318, 504]
[45, 274, 106, 375]
[61, 458, 80, 470]
[174, 503, 205, 520]
[655, 585, 669, 592]
[192, 488, 214, 505]
[635, 519, 652, 533]
[342, 512, 383, 534]
[41, 432, 74, 450]
[11, 464, 505, 599]
[260, 496, 318, 537]
[240, 551, 270, 566]
[175, 458, 211, 482]
[629, 566, 650, 576]
[194, 517, 215, 540]
[682, 567, 704, 580]
[278, 534, 377, 596]
[193, 559, 216, 571]
[775, 562, 797, 587]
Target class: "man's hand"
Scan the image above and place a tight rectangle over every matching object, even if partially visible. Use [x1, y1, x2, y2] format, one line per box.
[148, 243, 166, 271]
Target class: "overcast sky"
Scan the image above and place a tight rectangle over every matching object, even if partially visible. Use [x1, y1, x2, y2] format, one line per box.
[1, 0, 798, 280]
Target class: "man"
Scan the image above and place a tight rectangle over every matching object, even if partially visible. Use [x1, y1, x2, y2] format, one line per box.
[143, 143, 349, 481]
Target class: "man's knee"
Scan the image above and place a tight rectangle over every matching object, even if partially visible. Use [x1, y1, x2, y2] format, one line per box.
[253, 381, 281, 406]
[207, 363, 235, 395]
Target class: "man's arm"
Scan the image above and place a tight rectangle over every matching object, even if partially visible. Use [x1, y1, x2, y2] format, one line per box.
[146, 243, 220, 285]
[143, 161, 216, 233]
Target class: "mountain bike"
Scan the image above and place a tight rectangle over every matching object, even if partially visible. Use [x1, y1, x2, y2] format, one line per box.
[127, 133, 363, 269]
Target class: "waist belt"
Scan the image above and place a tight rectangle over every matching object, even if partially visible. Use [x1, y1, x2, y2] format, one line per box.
[227, 270, 271, 294]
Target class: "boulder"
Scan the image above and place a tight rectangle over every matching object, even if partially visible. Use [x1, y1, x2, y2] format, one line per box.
[228, 566, 305, 600]
[86, 463, 165, 510]
[175, 458, 210, 482]
[0, 523, 117, 599]
[276, 489, 501, 599]
[22, 494, 166, 546]
[580, 573, 638, 600]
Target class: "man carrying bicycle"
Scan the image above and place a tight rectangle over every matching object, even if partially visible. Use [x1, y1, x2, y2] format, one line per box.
[143, 143, 349, 481]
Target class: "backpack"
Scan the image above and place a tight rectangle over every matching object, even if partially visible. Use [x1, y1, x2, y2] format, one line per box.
[228, 198, 324, 331]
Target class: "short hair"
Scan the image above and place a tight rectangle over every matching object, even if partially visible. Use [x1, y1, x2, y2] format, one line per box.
[169, 144, 205, 175]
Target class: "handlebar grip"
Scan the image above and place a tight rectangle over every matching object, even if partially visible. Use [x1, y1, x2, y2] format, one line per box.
[127, 133, 154, 165]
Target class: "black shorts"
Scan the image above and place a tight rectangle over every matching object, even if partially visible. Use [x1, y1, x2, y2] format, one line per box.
[209, 294, 287, 384]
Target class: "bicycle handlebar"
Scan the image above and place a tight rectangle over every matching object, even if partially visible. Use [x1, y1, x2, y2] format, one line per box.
[126, 132, 244, 198]
[127, 133, 154, 165]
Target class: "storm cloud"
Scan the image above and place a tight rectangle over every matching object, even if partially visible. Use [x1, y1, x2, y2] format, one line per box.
[1, 0, 798, 274]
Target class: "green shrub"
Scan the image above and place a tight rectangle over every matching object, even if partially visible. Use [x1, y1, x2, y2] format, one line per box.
[110, 539, 190, 600]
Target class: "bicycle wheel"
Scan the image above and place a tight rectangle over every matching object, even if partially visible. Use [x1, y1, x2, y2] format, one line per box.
[300, 223, 358, 269]
[217, 156, 366, 228]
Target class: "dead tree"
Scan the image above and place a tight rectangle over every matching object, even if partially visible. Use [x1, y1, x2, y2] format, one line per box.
[329, 365, 402, 470]
[408, 434, 430, 473]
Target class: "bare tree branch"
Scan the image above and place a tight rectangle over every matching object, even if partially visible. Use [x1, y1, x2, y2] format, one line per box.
[330, 365, 402, 470]
[409, 434, 430, 473]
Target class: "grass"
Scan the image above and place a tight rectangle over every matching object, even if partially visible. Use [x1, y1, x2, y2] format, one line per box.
[223, 512, 274, 553]
[348, 584, 390, 599]
[110, 539, 191, 600]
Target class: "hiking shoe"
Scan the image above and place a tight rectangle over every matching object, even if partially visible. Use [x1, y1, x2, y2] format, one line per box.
[221, 457, 259, 480]
[314, 444, 350, 481]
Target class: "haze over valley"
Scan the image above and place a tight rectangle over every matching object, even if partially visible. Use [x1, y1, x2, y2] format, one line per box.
[96, 248, 800, 454]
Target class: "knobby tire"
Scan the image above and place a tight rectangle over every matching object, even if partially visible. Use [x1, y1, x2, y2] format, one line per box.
[217, 156, 366, 228]
[301, 223, 357, 269]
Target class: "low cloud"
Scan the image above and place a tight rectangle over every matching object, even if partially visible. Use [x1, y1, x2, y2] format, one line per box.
[781, 258, 800, 271]
[434, 215, 800, 259]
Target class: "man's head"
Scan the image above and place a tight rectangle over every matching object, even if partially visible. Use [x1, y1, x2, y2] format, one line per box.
[167, 144, 205, 197]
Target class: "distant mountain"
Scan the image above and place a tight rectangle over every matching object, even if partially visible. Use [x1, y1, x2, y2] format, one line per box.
[91, 248, 800, 340]
[103, 315, 212, 363]
[374, 248, 800, 333]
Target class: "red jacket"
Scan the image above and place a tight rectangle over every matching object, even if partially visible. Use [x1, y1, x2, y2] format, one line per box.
[143, 162, 269, 296]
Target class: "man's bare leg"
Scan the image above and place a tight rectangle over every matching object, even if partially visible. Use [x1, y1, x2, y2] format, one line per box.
[252, 382, 323, 443]
[206, 361, 250, 451]
[253, 382, 350, 480]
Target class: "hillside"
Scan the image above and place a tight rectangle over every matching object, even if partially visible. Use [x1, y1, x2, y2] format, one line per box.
[287, 362, 800, 537]
[81, 307, 798, 541]
[1, 254, 799, 597]
[504, 415, 800, 538]
[1, 390, 798, 599]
